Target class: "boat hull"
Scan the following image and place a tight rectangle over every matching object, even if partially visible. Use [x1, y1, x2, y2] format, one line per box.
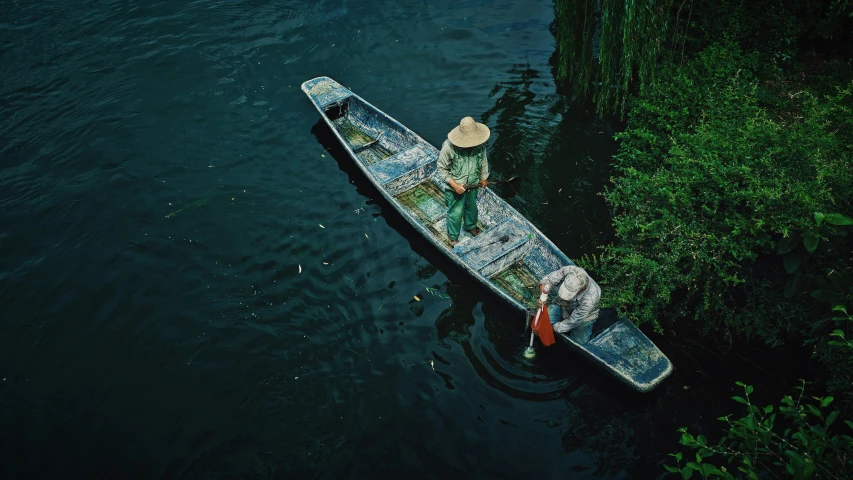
[302, 76, 672, 392]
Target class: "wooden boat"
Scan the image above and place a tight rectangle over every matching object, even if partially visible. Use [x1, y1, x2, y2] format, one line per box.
[301, 76, 673, 392]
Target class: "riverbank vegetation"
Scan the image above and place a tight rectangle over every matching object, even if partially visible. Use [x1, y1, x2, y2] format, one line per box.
[669, 381, 853, 479]
[553, 0, 853, 475]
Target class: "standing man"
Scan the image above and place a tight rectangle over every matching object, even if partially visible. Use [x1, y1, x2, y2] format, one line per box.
[537, 265, 601, 343]
[437, 116, 490, 247]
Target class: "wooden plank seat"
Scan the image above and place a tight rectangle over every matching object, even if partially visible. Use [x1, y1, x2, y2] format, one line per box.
[367, 145, 434, 184]
[369, 145, 439, 196]
[453, 219, 531, 272]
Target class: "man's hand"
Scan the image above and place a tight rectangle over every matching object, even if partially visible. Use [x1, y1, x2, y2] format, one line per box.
[450, 180, 466, 195]
[479, 179, 488, 189]
[537, 298, 544, 308]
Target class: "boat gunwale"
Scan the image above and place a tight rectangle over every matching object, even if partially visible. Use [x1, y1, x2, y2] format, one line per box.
[301, 76, 672, 392]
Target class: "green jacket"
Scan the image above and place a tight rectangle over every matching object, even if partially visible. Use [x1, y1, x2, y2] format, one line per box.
[436, 140, 489, 187]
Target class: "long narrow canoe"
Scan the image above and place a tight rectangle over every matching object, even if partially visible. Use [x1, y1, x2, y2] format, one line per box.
[302, 76, 673, 392]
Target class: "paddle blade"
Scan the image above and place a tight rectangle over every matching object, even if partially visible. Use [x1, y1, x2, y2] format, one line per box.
[531, 306, 556, 347]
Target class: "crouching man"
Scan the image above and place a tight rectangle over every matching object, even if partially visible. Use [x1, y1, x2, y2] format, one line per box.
[537, 265, 600, 343]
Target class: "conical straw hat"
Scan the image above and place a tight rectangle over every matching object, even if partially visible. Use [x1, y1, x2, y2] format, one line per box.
[447, 116, 490, 148]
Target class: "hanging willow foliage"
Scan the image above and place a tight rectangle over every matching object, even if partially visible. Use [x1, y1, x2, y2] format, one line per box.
[554, 0, 674, 117]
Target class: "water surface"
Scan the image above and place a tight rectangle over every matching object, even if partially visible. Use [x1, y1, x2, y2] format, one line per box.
[0, 0, 807, 478]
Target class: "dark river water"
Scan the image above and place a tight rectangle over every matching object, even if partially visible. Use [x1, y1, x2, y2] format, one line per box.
[0, 1, 813, 478]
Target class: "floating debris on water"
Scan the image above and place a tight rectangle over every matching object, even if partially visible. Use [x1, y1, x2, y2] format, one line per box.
[298, 265, 302, 273]
[165, 187, 218, 219]
[346, 348, 370, 362]
[420, 284, 450, 300]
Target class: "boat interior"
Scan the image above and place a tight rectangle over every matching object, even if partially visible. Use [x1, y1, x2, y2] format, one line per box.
[322, 96, 566, 311]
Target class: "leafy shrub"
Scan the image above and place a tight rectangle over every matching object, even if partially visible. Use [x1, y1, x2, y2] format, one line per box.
[666, 381, 853, 479]
[584, 43, 853, 347]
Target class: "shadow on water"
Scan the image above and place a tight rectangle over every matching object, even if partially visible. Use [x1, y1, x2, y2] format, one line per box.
[480, 61, 618, 258]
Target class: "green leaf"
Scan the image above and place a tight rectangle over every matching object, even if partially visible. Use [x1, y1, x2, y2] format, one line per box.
[844, 420, 853, 430]
[735, 381, 746, 387]
[732, 396, 748, 404]
[807, 404, 823, 417]
[834, 305, 848, 314]
[681, 466, 694, 480]
[824, 213, 853, 226]
[764, 405, 774, 413]
[664, 465, 680, 473]
[676, 452, 683, 462]
[697, 435, 707, 447]
[815, 212, 825, 226]
[686, 462, 701, 471]
[821, 396, 834, 407]
[783, 251, 803, 274]
[803, 234, 819, 253]
[785, 449, 804, 464]
[745, 385, 754, 395]
[830, 330, 845, 338]
[777, 234, 801, 254]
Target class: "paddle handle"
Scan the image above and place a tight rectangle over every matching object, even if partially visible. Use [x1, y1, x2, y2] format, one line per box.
[529, 306, 542, 348]
[463, 180, 505, 189]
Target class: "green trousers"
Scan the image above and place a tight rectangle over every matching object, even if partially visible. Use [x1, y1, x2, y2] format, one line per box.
[444, 188, 479, 241]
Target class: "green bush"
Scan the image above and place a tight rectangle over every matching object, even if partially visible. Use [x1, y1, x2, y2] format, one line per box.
[666, 381, 853, 479]
[583, 43, 853, 346]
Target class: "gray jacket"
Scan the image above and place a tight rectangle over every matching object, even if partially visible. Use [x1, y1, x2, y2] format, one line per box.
[540, 267, 601, 329]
